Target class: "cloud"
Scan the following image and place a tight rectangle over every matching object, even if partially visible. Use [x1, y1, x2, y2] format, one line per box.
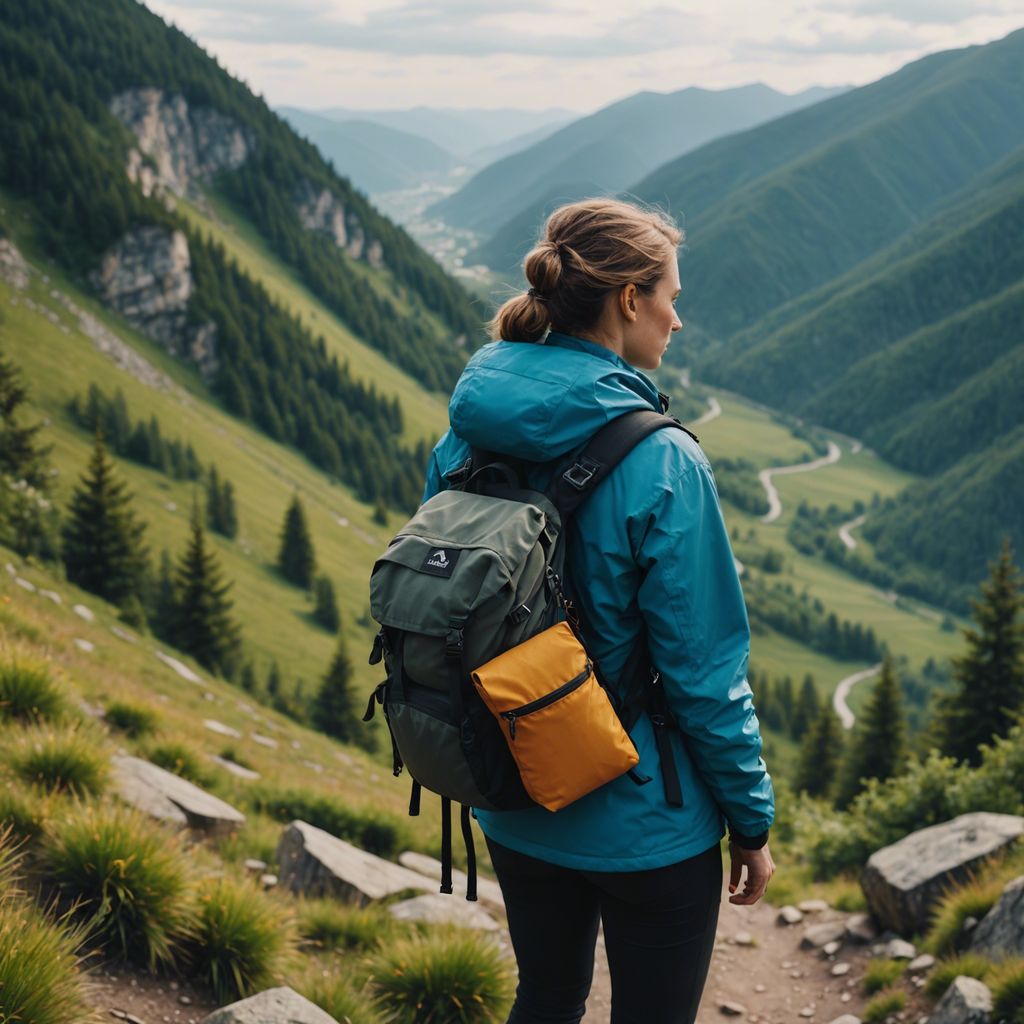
[743, 22, 932, 57]
[819, 0, 1008, 24]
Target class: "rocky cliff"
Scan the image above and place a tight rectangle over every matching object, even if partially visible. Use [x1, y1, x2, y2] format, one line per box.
[292, 179, 384, 267]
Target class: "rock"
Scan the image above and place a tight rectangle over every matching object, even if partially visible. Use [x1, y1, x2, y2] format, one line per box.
[260, 873, 277, 890]
[861, 813, 1024, 936]
[73, 603, 95, 621]
[971, 875, 1024, 960]
[276, 820, 434, 904]
[928, 976, 992, 1024]
[113, 755, 244, 835]
[398, 850, 505, 913]
[962, 916, 979, 934]
[800, 899, 830, 913]
[389, 893, 499, 931]
[800, 1007, 816, 1018]
[73, 638, 95, 653]
[201, 986, 338, 1024]
[39, 589, 62, 604]
[831, 963, 852, 977]
[824, 941, 842, 957]
[801, 921, 847, 949]
[828, 1017, 861, 1024]
[203, 719, 241, 739]
[0, 239, 30, 289]
[846, 913, 878, 943]
[734, 930, 755, 946]
[720, 1002, 747, 1017]
[886, 939, 917, 960]
[754, 984, 766, 993]
[156, 650, 202, 683]
[110, 626, 138, 644]
[14, 576, 36, 592]
[243, 858, 267, 874]
[841, 994, 852, 1004]
[779, 905, 805, 925]
[250, 733, 277, 749]
[211, 755, 260, 780]
[909, 954, 936, 974]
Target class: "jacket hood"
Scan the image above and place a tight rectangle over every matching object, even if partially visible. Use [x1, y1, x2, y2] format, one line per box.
[448, 332, 663, 461]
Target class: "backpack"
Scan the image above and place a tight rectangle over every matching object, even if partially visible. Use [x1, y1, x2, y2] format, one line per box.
[364, 408, 697, 899]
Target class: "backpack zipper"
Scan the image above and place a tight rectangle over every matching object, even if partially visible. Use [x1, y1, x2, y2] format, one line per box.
[501, 661, 592, 740]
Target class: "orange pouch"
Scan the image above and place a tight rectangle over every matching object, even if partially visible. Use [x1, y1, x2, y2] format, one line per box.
[471, 622, 640, 812]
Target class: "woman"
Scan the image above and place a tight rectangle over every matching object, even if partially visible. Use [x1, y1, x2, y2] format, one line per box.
[421, 198, 775, 1024]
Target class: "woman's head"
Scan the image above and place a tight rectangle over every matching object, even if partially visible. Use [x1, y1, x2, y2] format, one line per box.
[488, 197, 684, 365]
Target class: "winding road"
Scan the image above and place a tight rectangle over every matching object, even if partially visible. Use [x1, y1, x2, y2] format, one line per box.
[691, 396, 722, 427]
[838, 513, 867, 551]
[758, 442, 842, 524]
[832, 662, 882, 729]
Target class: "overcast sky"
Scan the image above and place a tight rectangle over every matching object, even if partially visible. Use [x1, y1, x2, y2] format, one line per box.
[144, 0, 1024, 112]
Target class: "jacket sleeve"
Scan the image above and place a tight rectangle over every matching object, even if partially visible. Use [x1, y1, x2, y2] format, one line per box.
[631, 457, 775, 838]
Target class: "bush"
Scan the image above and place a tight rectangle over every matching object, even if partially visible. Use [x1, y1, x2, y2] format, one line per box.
[0, 780, 55, 841]
[7, 724, 109, 795]
[862, 990, 907, 1024]
[145, 740, 213, 786]
[365, 929, 513, 1024]
[862, 958, 905, 994]
[104, 700, 159, 738]
[924, 954, 992, 1000]
[0, 648, 67, 724]
[298, 967, 386, 1024]
[297, 898, 399, 952]
[990, 958, 1024, 1024]
[924, 876, 1006, 955]
[40, 804, 193, 967]
[188, 875, 294, 1001]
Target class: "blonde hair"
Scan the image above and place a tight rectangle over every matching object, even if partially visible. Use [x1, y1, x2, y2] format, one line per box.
[488, 197, 683, 343]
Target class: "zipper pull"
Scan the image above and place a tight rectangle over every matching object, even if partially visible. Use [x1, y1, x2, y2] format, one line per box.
[502, 712, 517, 740]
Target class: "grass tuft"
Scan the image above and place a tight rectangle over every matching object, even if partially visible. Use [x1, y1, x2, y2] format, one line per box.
[6, 723, 108, 795]
[0, 779, 55, 841]
[924, 953, 992, 1000]
[297, 897, 400, 952]
[924, 876, 1006, 955]
[187, 874, 294, 1002]
[104, 699, 159, 738]
[297, 966, 387, 1024]
[862, 958, 906, 994]
[145, 740, 213, 786]
[365, 928, 513, 1023]
[989, 958, 1024, 1024]
[0, 647, 67, 724]
[862, 989, 907, 1024]
[40, 803, 193, 967]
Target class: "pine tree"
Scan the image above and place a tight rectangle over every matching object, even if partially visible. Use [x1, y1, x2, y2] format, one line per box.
[62, 432, 148, 607]
[0, 347, 50, 488]
[172, 502, 242, 677]
[240, 660, 257, 694]
[276, 493, 316, 587]
[313, 574, 340, 632]
[836, 654, 906, 807]
[220, 480, 238, 539]
[790, 674, 819, 740]
[151, 548, 177, 641]
[266, 661, 282, 699]
[936, 538, 1024, 765]
[312, 634, 362, 744]
[205, 465, 223, 533]
[795, 704, 844, 799]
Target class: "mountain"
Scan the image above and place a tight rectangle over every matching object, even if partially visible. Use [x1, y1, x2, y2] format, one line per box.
[277, 108, 457, 193]
[431, 84, 846, 240]
[466, 117, 573, 168]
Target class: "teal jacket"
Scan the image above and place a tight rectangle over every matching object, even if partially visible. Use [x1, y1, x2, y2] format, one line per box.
[422, 331, 774, 871]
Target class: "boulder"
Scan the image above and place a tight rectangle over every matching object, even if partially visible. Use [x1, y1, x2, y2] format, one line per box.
[202, 986, 338, 1024]
[398, 850, 505, 913]
[801, 920, 847, 949]
[276, 820, 434, 905]
[845, 912, 878, 944]
[928, 976, 992, 1024]
[860, 813, 1024, 936]
[388, 893, 500, 931]
[827, 1016, 861, 1024]
[909, 954, 936, 974]
[971, 875, 1024, 960]
[886, 938, 917, 960]
[113, 756, 244, 835]
[778, 905, 805, 925]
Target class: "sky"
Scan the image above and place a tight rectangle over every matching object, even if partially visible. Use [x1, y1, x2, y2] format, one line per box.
[144, 0, 1024, 113]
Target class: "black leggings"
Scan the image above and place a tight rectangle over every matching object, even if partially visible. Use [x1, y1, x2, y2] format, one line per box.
[486, 835, 722, 1024]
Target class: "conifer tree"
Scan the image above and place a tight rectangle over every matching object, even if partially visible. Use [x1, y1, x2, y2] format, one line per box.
[205, 465, 223, 534]
[312, 633, 364, 745]
[276, 493, 316, 587]
[313, 574, 340, 632]
[62, 432, 148, 607]
[790, 674, 819, 740]
[836, 654, 906, 807]
[240, 660, 257, 694]
[172, 502, 242, 677]
[0, 348, 50, 489]
[266, 661, 282, 699]
[936, 538, 1024, 765]
[795, 704, 844, 799]
[151, 548, 177, 640]
[220, 480, 238, 539]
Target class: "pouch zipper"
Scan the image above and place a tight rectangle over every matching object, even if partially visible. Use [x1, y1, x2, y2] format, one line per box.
[501, 661, 592, 740]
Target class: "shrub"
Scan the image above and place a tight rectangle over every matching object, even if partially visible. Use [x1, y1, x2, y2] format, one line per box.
[188, 875, 294, 1001]
[924, 876, 1006, 955]
[145, 740, 212, 786]
[297, 898, 399, 952]
[924, 954, 993, 1000]
[104, 700, 159, 738]
[40, 803, 193, 967]
[990, 958, 1024, 1024]
[7, 724, 108, 795]
[862, 958, 905, 994]
[0, 648, 67, 724]
[298, 967, 386, 1024]
[365, 928, 513, 1024]
[0, 780, 54, 841]
[862, 990, 907, 1024]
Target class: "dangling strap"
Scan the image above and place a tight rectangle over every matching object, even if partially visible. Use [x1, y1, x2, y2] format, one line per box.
[408, 779, 421, 816]
[439, 797, 454, 894]
[649, 677, 683, 807]
[460, 805, 478, 902]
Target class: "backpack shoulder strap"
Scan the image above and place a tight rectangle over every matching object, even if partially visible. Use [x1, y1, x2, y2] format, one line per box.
[547, 409, 697, 521]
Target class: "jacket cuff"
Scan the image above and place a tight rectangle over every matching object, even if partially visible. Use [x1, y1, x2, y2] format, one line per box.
[728, 828, 769, 850]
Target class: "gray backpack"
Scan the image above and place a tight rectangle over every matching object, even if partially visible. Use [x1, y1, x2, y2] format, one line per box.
[364, 409, 694, 897]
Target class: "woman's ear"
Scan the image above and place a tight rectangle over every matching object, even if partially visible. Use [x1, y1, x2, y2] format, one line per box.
[619, 283, 638, 322]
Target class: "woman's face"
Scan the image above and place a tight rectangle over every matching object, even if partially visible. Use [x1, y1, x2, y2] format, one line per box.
[622, 257, 683, 371]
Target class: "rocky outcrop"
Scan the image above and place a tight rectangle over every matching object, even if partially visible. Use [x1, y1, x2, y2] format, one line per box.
[860, 813, 1024, 936]
[928, 976, 992, 1024]
[971, 875, 1024, 960]
[0, 239, 30, 290]
[292, 179, 384, 268]
[111, 88, 252, 199]
[202, 986, 339, 1024]
[276, 820, 434, 905]
[90, 226, 218, 377]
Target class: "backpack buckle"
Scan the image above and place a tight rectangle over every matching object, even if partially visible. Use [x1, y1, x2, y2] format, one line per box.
[562, 457, 599, 490]
[446, 457, 472, 487]
[445, 622, 466, 659]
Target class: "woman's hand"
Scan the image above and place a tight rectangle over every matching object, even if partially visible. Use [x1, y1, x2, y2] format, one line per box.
[727, 842, 775, 905]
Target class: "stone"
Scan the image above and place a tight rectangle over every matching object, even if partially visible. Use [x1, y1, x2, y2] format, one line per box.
[720, 1002, 747, 1017]
[399, 850, 505, 913]
[389, 893, 499, 931]
[211, 755, 260, 781]
[824, 941, 842, 957]
[73, 603, 95, 621]
[260, 873, 277, 890]
[250, 733, 277, 749]
[203, 719, 241, 739]
[909, 954, 936, 974]
[779, 905, 805, 925]
[828, 1016, 861, 1024]
[734, 930, 755, 946]
[861, 813, 1024, 936]
[39, 589, 62, 604]
[841, 994, 852, 1004]
[244, 858, 267, 874]
[801, 921, 847, 949]
[927, 976, 992, 1024]
[971, 875, 1024, 960]
[110, 626, 138, 644]
[0, 239, 30, 290]
[112, 756, 244, 835]
[831, 963, 852, 977]
[276, 820, 434, 904]
[156, 650, 202, 683]
[887, 939, 917, 960]
[201, 986, 337, 1024]
[800, 1007, 816, 1018]
[14, 576, 36, 592]
[846, 913, 878, 943]
[800, 899, 830, 913]
[755, 984, 767, 993]
[73, 638, 95, 652]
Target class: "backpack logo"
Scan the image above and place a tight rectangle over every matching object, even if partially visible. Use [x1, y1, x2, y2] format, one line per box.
[420, 546, 460, 578]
